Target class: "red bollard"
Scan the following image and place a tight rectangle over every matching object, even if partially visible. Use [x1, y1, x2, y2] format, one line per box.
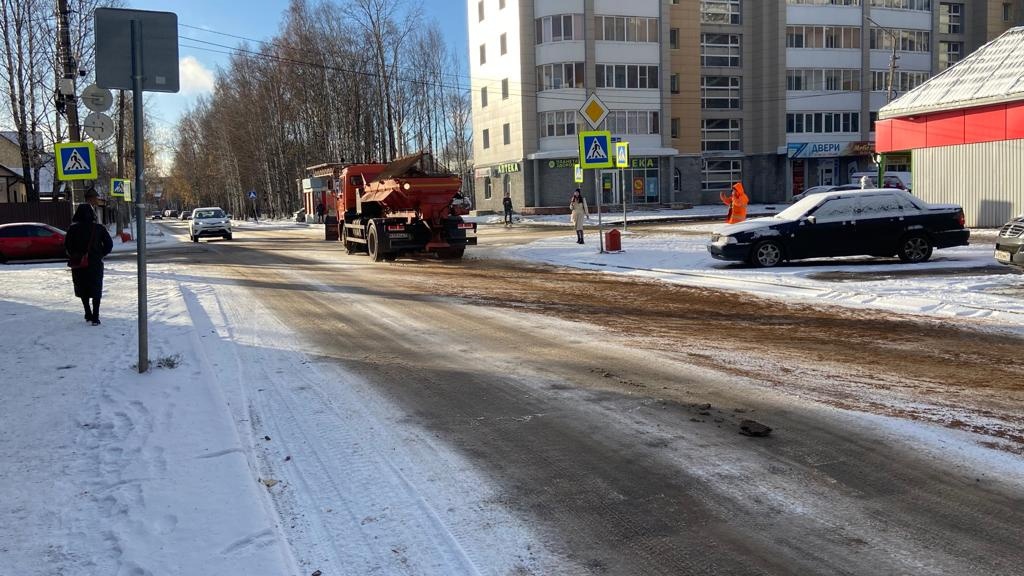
[604, 228, 621, 252]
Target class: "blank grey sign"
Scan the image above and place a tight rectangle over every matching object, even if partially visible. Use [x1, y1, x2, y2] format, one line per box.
[94, 8, 179, 93]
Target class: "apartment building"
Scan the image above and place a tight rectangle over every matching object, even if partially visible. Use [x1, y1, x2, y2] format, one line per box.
[470, 0, 1023, 209]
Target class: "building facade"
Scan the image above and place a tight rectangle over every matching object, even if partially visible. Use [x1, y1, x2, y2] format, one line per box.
[470, 0, 1024, 209]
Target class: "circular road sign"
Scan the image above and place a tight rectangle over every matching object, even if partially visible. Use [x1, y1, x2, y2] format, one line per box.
[81, 84, 114, 113]
[83, 112, 115, 141]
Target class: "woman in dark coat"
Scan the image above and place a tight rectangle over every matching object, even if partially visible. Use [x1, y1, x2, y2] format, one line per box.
[64, 203, 113, 325]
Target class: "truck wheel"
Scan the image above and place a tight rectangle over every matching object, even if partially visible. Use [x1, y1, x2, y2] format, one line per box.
[898, 234, 932, 263]
[342, 226, 357, 255]
[437, 247, 465, 260]
[366, 224, 385, 262]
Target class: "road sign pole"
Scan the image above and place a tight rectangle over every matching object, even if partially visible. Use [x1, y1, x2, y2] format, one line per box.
[595, 172, 604, 253]
[621, 169, 627, 232]
[131, 19, 148, 373]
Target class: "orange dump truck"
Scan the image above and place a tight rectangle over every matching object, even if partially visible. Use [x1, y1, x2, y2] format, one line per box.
[306, 152, 476, 261]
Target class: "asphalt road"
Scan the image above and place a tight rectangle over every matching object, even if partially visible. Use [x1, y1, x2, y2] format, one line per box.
[152, 221, 1024, 575]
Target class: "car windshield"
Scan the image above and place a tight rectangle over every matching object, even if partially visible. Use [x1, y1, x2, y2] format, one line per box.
[775, 195, 827, 220]
[195, 209, 225, 219]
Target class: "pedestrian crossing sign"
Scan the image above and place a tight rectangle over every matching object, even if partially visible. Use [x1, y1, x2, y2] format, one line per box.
[578, 131, 613, 169]
[55, 142, 98, 181]
[111, 178, 130, 198]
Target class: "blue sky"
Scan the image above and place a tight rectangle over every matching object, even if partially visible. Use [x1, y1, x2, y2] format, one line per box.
[129, 0, 469, 127]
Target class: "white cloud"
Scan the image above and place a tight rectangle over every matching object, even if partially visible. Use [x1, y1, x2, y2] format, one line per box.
[179, 56, 215, 96]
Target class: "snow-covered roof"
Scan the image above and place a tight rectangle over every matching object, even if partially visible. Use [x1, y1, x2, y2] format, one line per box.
[879, 27, 1024, 120]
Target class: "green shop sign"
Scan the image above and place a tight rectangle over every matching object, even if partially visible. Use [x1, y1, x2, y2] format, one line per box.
[497, 162, 520, 174]
[629, 158, 656, 169]
[547, 159, 577, 169]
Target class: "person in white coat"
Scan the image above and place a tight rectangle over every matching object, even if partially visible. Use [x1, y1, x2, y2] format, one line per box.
[569, 188, 589, 244]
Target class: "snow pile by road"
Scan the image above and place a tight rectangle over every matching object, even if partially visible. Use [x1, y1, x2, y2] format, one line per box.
[470, 203, 780, 226]
[490, 232, 1024, 334]
[0, 258, 564, 575]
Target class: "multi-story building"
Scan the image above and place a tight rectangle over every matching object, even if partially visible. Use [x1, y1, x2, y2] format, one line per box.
[470, 0, 1023, 210]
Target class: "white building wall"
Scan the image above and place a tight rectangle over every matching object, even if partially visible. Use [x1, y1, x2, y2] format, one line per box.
[469, 0, 526, 167]
[913, 140, 1024, 227]
[534, 0, 583, 19]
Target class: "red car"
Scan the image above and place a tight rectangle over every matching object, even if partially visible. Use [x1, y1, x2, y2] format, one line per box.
[0, 222, 67, 263]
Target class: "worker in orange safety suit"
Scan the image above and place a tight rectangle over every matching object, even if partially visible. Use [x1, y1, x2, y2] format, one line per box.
[720, 182, 748, 224]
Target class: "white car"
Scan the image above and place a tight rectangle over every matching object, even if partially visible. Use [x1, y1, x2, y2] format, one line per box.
[189, 207, 232, 242]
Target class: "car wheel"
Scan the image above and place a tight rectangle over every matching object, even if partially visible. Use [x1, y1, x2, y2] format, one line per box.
[366, 223, 385, 262]
[0, 252, 6, 264]
[224, 233, 232, 240]
[750, 240, 784, 268]
[898, 234, 932, 263]
[192, 235, 198, 243]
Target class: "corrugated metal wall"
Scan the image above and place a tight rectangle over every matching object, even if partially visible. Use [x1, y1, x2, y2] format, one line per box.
[912, 139, 1024, 228]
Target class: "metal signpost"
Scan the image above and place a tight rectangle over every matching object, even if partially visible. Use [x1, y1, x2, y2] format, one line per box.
[95, 8, 179, 373]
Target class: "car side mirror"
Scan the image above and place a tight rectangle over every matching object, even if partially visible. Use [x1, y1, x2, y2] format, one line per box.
[804, 215, 816, 225]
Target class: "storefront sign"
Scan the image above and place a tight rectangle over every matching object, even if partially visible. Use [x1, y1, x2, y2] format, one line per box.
[474, 167, 491, 179]
[632, 177, 644, 195]
[629, 158, 656, 169]
[497, 162, 520, 174]
[787, 142, 873, 159]
[547, 159, 577, 169]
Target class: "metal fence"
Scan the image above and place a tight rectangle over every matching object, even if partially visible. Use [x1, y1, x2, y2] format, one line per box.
[0, 201, 73, 230]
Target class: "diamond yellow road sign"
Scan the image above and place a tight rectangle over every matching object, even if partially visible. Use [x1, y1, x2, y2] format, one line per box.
[578, 93, 610, 129]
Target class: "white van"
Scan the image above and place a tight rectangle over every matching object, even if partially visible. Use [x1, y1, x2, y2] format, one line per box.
[851, 171, 912, 191]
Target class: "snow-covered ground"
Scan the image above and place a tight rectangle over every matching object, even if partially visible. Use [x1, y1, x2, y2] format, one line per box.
[484, 222, 1024, 335]
[0, 236, 565, 575]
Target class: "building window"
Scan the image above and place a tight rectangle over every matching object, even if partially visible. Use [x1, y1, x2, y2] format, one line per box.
[500, 33, 507, 55]
[481, 86, 487, 108]
[702, 159, 742, 193]
[701, 33, 741, 67]
[701, 0, 741, 25]
[939, 41, 962, 69]
[536, 62, 585, 90]
[535, 14, 584, 44]
[868, 28, 930, 52]
[701, 118, 741, 151]
[596, 64, 659, 89]
[670, 117, 680, 139]
[786, 69, 861, 91]
[596, 16, 660, 42]
[484, 176, 492, 199]
[482, 128, 490, 149]
[869, 0, 932, 10]
[670, 28, 679, 49]
[702, 76, 742, 108]
[785, 112, 860, 133]
[1003, 2, 1012, 21]
[786, 26, 862, 49]
[598, 110, 661, 135]
[870, 111, 878, 132]
[870, 70, 928, 92]
[502, 123, 510, 145]
[479, 44, 486, 64]
[502, 174, 511, 196]
[501, 78, 509, 99]
[673, 168, 681, 192]
[939, 3, 962, 33]
[538, 110, 582, 137]
[786, 0, 862, 5]
[671, 74, 680, 94]
[478, 0, 484, 21]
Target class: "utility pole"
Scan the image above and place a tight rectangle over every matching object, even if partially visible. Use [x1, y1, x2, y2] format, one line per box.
[866, 15, 899, 186]
[116, 90, 126, 235]
[56, 0, 83, 204]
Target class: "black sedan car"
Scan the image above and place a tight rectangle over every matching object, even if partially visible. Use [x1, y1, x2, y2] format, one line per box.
[994, 215, 1024, 269]
[708, 189, 969, 267]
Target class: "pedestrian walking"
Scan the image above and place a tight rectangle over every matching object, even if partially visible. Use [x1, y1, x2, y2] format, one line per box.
[502, 192, 514, 226]
[64, 203, 114, 326]
[316, 201, 325, 223]
[569, 188, 590, 244]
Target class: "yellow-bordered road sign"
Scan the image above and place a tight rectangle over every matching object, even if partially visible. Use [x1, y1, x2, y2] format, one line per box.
[574, 163, 583, 183]
[615, 141, 630, 168]
[55, 141, 98, 181]
[111, 178, 130, 198]
[578, 131, 613, 169]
